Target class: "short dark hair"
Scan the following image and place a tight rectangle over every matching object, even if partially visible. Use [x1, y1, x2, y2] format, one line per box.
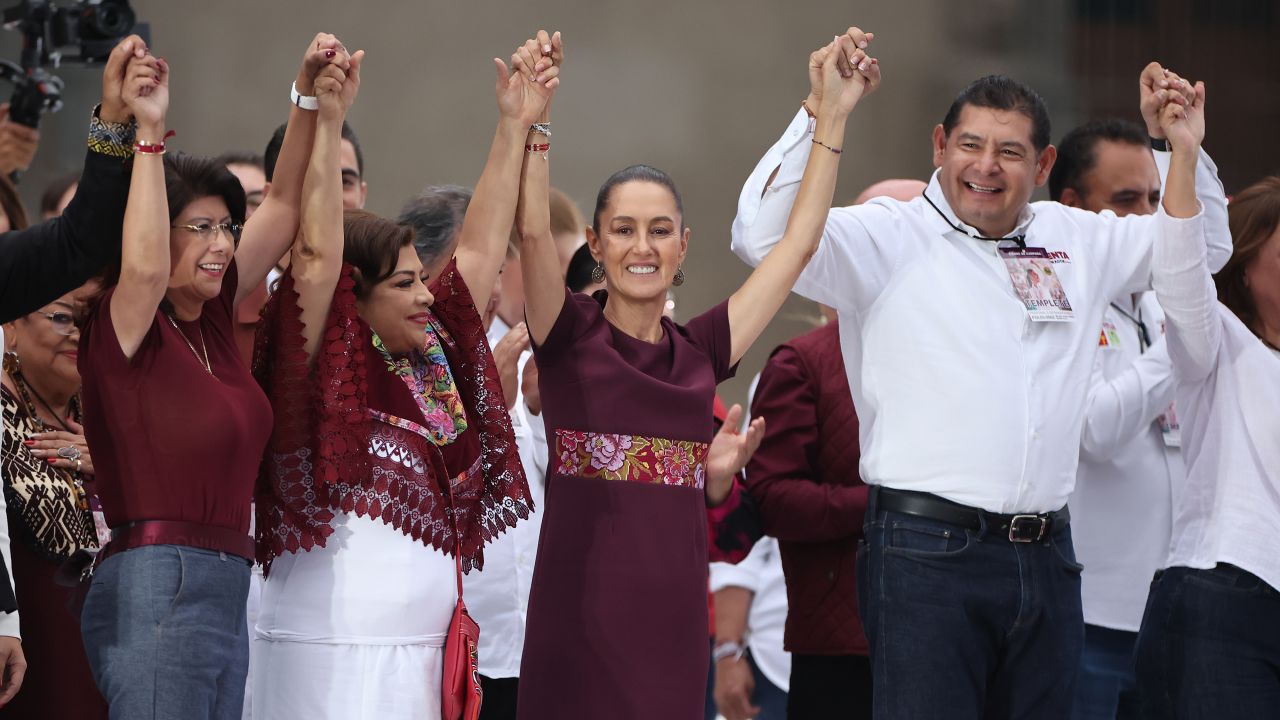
[1048, 118, 1148, 202]
[592, 164, 685, 234]
[942, 75, 1052, 152]
[343, 209, 416, 299]
[397, 185, 472, 267]
[214, 151, 264, 171]
[94, 153, 247, 294]
[264, 121, 364, 181]
[565, 242, 598, 293]
[39, 170, 80, 218]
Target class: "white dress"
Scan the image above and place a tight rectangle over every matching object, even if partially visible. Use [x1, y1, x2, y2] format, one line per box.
[252, 509, 457, 719]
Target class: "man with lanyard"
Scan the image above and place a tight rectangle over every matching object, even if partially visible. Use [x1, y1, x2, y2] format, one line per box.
[730, 26, 1230, 718]
[1049, 117, 1210, 719]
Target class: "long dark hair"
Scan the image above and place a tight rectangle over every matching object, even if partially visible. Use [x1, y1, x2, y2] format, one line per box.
[343, 209, 416, 299]
[1218, 176, 1280, 336]
[95, 152, 247, 295]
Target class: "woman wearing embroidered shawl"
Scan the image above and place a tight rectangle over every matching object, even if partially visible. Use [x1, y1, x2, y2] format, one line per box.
[250, 40, 551, 720]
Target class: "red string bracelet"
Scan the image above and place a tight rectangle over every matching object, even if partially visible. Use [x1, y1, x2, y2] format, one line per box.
[136, 130, 176, 155]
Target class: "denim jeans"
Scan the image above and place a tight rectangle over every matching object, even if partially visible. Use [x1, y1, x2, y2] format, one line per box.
[1071, 624, 1141, 720]
[81, 544, 252, 720]
[1135, 564, 1280, 718]
[857, 491, 1084, 719]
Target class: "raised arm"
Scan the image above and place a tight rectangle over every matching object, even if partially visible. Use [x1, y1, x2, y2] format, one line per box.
[293, 54, 363, 364]
[108, 53, 171, 359]
[455, 30, 561, 312]
[514, 32, 565, 346]
[725, 33, 876, 365]
[233, 34, 350, 306]
[1151, 81, 1221, 381]
[0, 36, 143, 323]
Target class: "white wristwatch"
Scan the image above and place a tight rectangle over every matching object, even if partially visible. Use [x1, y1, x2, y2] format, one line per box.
[712, 640, 746, 663]
[290, 81, 319, 111]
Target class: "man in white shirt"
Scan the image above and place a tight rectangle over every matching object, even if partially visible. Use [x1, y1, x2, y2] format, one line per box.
[1050, 117, 1189, 720]
[730, 26, 1229, 719]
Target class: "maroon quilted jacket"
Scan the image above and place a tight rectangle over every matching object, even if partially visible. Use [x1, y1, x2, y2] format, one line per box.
[746, 322, 868, 655]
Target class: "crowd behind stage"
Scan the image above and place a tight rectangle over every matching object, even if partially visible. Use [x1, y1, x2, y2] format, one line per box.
[0, 20, 1274, 720]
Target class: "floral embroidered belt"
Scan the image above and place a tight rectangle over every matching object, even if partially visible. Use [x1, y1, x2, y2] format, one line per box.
[553, 429, 708, 489]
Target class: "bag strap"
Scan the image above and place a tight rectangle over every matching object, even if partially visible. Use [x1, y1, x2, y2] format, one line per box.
[444, 460, 464, 600]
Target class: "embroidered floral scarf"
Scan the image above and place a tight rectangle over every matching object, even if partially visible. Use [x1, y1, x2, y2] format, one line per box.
[253, 260, 532, 574]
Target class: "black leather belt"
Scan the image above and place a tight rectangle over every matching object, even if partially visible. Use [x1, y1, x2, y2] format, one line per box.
[874, 487, 1070, 543]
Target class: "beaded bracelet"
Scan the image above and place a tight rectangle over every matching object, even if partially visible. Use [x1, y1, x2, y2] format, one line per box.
[86, 104, 138, 159]
[812, 138, 842, 154]
[529, 122, 551, 138]
[526, 142, 550, 159]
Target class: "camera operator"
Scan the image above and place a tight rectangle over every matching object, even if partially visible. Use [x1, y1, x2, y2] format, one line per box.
[0, 33, 147, 708]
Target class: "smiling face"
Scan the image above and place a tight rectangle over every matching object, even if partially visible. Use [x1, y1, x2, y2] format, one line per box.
[587, 181, 688, 307]
[6, 286, 95, 397]
[933, 105, 1056, 237]
[355, 244, 435, 355]
[166, 195, 236, 312]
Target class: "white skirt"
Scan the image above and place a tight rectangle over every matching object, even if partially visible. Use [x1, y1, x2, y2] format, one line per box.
[251, 511, 457, 720]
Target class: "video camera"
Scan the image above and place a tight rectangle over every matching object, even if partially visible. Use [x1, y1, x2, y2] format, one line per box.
[0, 1, 148, 128]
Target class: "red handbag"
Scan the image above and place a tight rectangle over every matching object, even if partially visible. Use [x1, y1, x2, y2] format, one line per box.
[443, 481, 483, 720]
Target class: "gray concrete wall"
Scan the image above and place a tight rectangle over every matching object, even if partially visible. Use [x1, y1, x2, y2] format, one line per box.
[3, 0, 1076, 405]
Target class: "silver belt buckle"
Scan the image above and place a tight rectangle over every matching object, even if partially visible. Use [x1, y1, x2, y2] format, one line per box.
[1008, 514, 1047, 543]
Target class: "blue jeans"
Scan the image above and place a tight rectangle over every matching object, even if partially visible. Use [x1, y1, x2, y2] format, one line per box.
[857, 492, 1084, 719]
[81, 544, 252, 720]
[1135, 564, 1280, 718]
[1071, 624, 1141, 720]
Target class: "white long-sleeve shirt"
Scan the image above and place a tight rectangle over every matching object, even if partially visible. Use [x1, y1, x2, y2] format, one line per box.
[466, 321, 548, 677]
[730, 109, 1231, 514]
[1071, 293, 1183, 631]
[710, 537, 791, 692]
[1153, 205, 1280, 592]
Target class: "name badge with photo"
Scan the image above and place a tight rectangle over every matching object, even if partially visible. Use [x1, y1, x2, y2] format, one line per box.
[1000, 246, 1075, 322]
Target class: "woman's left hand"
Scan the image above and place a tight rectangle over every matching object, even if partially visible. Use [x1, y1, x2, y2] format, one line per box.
[496, 30, 563, 125]
[705, 404, 765, 506]
[26, 418, 93, 475]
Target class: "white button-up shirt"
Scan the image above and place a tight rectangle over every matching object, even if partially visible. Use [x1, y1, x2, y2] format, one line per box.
[1153, 206, 1280, 592]
[465, 320, 547, 677]
[0, 326, 19, 638]
[730, 109, 1230, 514]
[1072, 293, 1183, 631]
[710, 537, 791, 692]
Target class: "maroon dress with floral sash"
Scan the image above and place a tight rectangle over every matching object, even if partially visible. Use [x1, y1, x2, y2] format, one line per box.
[517, 289, 736, 719]
[253, 259, 531, 574]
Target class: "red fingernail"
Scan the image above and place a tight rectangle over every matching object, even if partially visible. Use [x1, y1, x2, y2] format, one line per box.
[46, 458, 56, 464]
[325, 50, 336, 59]
[21, 440, 33, 446]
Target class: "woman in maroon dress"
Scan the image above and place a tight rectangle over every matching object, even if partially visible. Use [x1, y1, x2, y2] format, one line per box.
[513, 33, 877, 718]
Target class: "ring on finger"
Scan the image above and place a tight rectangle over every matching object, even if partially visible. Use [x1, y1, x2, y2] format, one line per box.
[75, 459, 82, 473]
[57, 445, 82, 461]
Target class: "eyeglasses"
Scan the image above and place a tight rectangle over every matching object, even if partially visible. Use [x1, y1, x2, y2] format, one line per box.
[171, 222, 244, 246]
[36, 311, 82, 336]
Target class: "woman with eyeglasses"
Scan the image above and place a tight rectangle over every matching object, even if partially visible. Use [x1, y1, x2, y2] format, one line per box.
[0, 193, 108, 718]
[75, 37, 350, 718]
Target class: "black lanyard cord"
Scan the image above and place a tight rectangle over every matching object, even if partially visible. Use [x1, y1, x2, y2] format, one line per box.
[922, 192, 1028, 249]
[1110, 301, 1152, 351]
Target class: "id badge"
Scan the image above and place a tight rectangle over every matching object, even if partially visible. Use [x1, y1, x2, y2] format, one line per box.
[1000, 246, 1074, 322]
[1157, 404, 1181, 448]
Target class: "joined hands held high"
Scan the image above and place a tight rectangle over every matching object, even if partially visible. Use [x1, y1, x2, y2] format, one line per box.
[496, 29, 563, 126]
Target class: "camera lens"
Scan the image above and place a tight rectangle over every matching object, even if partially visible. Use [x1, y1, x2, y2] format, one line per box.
[85, 2, 136, 38]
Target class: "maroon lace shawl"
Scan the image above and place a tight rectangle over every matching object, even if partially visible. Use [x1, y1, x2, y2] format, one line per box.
[253, 259, 532, 574]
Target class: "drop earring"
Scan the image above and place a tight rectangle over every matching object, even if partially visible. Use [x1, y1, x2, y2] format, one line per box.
[672, 266, 686, 287]
[591, 262, 605, 284]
